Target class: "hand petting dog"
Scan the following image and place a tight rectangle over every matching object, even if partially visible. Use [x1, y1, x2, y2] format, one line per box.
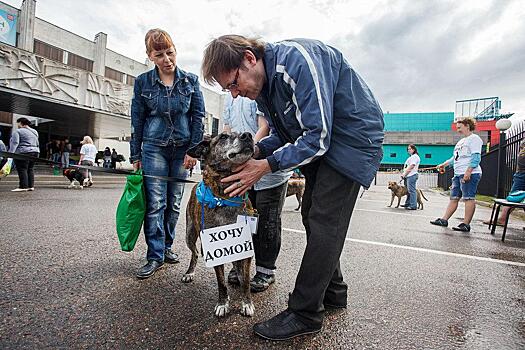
[221, 159, 271, 197]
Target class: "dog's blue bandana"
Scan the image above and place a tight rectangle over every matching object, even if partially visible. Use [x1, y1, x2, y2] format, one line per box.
[196, 181, 243, 208]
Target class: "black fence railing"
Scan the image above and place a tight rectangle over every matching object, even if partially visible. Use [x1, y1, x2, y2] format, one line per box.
[437, 120, 525, 197]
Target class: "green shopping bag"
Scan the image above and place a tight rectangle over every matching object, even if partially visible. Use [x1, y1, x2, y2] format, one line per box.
[0, 158, 13, 178]
[116, 170, 145, 251]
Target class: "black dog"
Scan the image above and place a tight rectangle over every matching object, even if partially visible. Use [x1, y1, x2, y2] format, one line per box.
[63, 168, 87, 189]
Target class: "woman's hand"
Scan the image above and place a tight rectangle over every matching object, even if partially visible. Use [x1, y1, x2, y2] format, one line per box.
[133, 161, 142, 171]
[183, 154, 197, 169]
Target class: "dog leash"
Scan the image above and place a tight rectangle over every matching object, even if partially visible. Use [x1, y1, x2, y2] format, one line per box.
[0, 151, 197, 183]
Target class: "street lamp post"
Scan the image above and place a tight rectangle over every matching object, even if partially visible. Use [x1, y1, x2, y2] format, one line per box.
[495, 119, 512, 198]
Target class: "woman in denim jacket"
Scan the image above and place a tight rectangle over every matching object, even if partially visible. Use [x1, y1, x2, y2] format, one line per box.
[130, 29, 205, 279]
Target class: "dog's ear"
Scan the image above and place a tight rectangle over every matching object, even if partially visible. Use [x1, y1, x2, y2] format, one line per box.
[187, 135, 211, 158]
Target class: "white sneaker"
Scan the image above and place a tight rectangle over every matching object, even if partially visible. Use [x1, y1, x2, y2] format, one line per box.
[11, 188, 28, 192]
[28, 188, 35, 191]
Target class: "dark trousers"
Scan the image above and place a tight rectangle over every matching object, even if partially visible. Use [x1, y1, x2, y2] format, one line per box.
[248, 181, 288, 273]
[14, 152, 39, 189]
[288, 159, 360, 325]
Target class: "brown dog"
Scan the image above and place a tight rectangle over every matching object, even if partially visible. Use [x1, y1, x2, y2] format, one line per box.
[286, 178, 305, 211]
[181, 132, 255, 317]
[387, 181, 428, 209]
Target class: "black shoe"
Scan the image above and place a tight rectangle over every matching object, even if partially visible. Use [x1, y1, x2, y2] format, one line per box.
[452, 223, 471, 232]
[250, 272, 276, 293]
[253, 309, 322, 341]
[227, 268, 240, 285]
[164, 249, 179, 264]
[405, 207, 417, 210]
[136, 260, 163, 279]
[430, 218, 448, 227]
[400, 204, 409, 208]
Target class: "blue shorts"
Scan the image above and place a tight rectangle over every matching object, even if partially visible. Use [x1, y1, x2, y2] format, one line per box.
[510, 172, 525, 193]
[450, 173, 481, 200]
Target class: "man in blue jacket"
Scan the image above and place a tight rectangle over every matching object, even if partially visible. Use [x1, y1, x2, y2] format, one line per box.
[202, 35, 384, 340]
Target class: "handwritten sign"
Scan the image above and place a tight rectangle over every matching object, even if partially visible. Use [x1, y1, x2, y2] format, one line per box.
[200, 222, 254, 268]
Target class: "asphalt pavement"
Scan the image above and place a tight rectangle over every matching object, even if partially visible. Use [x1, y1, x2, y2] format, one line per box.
[1, 174, 524, 349]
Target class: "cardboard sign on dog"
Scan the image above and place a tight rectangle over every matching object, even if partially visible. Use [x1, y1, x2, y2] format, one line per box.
[200, 222, 254, 268]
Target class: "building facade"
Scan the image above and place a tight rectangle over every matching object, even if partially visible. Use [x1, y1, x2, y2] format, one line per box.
[0, 0, 223, 160]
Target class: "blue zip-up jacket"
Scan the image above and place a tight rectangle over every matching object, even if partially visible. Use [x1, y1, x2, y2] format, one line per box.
[130, 66, 205, 162]
[255, 39, 384, 188]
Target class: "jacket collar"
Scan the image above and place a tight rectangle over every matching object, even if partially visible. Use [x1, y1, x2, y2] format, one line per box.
[262, 43, 276, 96]
[151, 66, 187, 86]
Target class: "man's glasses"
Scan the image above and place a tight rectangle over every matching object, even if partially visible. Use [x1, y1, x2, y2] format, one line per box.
[222, 67, 240, 92]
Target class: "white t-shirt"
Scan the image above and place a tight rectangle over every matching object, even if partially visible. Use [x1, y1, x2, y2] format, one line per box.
[80, 144, 98, 162]
[453, 134, 483, 175]
[404, 154, 420, 177]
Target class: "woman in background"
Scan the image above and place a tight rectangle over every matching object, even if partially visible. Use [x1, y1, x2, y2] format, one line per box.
[9, 117, 40, 192]
[79, 136, 97, 187]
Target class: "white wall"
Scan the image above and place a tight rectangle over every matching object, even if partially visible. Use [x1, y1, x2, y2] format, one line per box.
[105, 48, 148, 78]
[34, 18, 94, 58]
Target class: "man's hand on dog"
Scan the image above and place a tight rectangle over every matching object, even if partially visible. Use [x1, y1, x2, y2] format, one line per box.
[222, 159, 271, 197]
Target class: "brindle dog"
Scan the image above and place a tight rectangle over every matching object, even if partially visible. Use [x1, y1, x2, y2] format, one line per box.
[181, 132, 255, 317]
[286, 178, 305, 211]
[387, 181, 428, 209]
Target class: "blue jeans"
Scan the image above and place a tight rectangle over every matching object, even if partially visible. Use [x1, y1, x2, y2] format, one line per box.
[403, 173, 418, 209]
[510, 172, 525, 193]
[142, 143, 188, 262]
[450, 173, 481, 200]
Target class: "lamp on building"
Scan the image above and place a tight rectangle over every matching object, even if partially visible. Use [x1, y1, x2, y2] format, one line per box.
[495, 119, 512, 198]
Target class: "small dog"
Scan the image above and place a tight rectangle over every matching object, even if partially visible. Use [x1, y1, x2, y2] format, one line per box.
[63, 168, 86, 189]
[181, 132, 256, 317]
[387, 181, 428, 209]
[286, 178, 305, 211]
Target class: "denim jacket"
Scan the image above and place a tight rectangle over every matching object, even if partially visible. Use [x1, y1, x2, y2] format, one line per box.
[130, 66, 205, 162]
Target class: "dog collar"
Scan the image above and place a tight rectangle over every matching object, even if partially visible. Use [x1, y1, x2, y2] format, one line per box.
[196, 181, 244, 208]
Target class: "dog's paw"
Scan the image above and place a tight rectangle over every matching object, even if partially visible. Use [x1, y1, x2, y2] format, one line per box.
[181, 273, 194, 283]
[240, 301, 255, 317]
[214, 299, 230, 317]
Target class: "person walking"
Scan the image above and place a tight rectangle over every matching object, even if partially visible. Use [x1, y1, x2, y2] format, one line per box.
[79, 136, 97, 187]
[8, 117, 40, 192]
[111, 148, 118, 169]
[223, 94, 292, 293]
[401, 144, 420, 210]
[202, 35, 384, 340]
[130, 28, 204, 279]
[431, 117, 482, 232]
[62, 138, 72, 168]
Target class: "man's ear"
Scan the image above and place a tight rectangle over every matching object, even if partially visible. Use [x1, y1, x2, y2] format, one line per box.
[187, 135, 211, 158]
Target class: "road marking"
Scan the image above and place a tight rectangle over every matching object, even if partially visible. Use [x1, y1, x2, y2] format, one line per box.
[282, 227, 525, 267]
[354, 208, 437, 219]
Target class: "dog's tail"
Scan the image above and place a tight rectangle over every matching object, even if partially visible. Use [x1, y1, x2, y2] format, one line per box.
[419, 189, 428, 201]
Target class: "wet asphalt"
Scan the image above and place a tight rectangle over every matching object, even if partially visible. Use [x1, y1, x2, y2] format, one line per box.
[0, 175, 524, 349]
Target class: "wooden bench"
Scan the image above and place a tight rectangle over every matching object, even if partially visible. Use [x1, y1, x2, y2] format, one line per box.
[488, 198, 525, 242]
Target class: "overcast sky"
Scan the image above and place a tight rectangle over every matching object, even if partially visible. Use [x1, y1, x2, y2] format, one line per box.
[4, 0, 524, 116]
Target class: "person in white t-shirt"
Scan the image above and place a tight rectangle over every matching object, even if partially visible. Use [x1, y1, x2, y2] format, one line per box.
[431, 117, 482, 232]
[79, 135, 97, 186]
[401, 144, 420, 210]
